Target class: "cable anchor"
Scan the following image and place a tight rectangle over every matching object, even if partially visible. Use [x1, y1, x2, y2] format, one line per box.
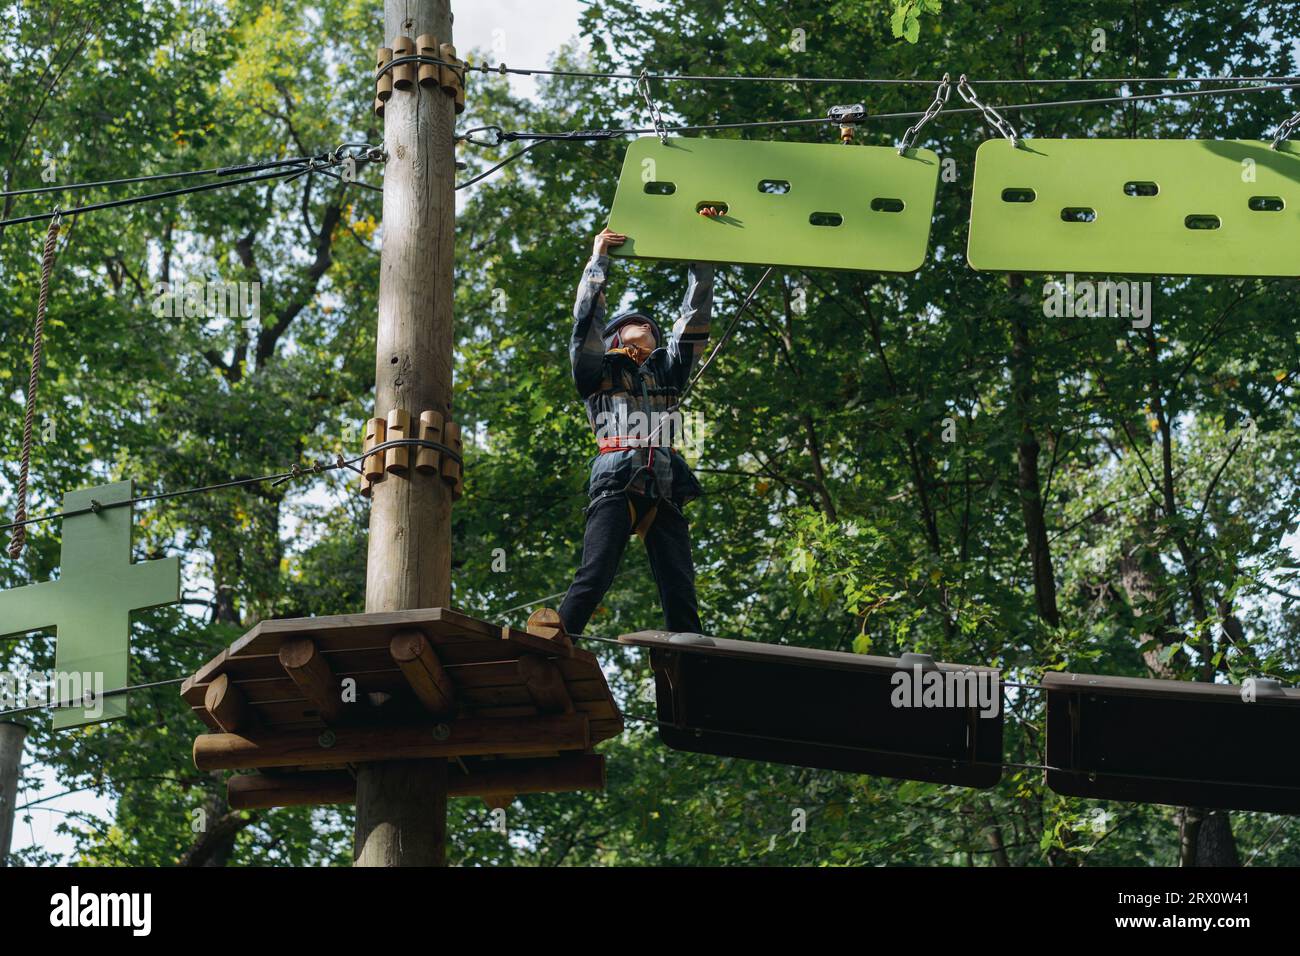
[827, 103, 866, 144]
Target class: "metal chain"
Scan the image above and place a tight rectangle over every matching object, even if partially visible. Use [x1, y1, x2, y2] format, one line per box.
[636, 68, 670, 143]
[7, 211, 62, 559]
[956, 73, 1021, 146]
[898, 72, 951, 154]
[1271, 107, 1300, 149]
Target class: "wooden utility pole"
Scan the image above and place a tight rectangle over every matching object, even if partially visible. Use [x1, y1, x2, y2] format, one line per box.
[0, 721, 27, 866]
[354, 0, 457, 867]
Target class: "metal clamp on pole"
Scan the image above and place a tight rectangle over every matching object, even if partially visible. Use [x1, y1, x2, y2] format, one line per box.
[636, 69, 670, 143]
[827, 103, 866, 144]
[898, 72, 950, 154]
[957, 74, 1020, 147]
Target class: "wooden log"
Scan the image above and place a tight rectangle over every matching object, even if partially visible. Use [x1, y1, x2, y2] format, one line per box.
[385, 408, 410, 474]
[526, 607, 573, 653]
[517, 654, 575, 715]
[437, 42, 459, 94]
[416, 34, 440, 88]
[203, 673, 250, 734]
[483, 794, 511, 811]
[193, 714, 591, 771]
[375, 46, 393, 101]
[363, 416, 387, 482]
[227, 754, 605, 809]
[415, 409, 444, 473]
[228, 771, 356, 809]
[278, 637, 343, 724]
[391, 35, 415, 90]
[390, 628, 455, 716]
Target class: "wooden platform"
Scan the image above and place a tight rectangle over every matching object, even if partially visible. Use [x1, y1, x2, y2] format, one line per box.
[181, 607, 622, 808]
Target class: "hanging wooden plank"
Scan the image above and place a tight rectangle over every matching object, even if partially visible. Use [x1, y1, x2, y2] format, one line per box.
[1044, 671, 1300, 812]
[619, 631, 1003, 788]
[968, 138, 1300, 275]
[607, 136, 940, 273]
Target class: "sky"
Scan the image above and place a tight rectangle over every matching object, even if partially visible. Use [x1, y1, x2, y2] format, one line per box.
[10, 0, 594, 866]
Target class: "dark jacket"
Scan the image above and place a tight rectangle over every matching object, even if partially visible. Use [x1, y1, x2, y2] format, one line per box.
[569, 253, 714, 506]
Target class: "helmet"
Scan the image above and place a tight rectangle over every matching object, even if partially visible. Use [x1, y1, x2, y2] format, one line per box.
[602, 310, 662, 350]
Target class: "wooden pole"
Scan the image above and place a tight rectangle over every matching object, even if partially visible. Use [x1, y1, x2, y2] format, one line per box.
[0, 721, 28, 866]
[354, 0, 456, 867]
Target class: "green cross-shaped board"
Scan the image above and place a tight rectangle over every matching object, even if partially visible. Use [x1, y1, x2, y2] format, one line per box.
[0, 481, 179, 728]
[607, 136, 941, 273]
[967, 138, 1300, 276]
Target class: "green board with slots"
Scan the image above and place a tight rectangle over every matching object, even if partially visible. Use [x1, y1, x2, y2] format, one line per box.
[606, 136, 941, 273]
[967, 138, 1300, 276]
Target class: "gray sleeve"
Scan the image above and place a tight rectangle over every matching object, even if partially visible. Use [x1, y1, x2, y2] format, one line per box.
[665, 262, 714, 390]
[570, 253, 610, 397]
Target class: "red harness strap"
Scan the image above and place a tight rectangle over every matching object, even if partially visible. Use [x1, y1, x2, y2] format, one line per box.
[596, 435, 673, 454]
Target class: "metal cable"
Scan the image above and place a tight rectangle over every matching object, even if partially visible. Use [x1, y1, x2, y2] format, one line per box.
[0, 156, 318, 199]
[0, 156, 366, 229]
[462, 80, 1300, 145]
[381, 54, 1300, 87]
[0, 437, 462, 534]
[7, 213, 62, 559]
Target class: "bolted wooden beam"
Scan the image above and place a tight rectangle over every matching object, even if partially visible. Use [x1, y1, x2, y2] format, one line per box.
[390, 628, 455, 716]
[278, 637, 344, 724]
[203, 673, 251, 734]
[226, 754, 606, 809]
[194, 714, 591, 771]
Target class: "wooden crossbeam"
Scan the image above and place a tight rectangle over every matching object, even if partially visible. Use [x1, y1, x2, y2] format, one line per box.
[203, 674, 251, 734]
[518, 654, 575, 715]
[193, 715, 591, 771]
[225, 754, 606, 809]
[390, 628, 455, 715]
[278, 637, 343, 723]
[228, 771, 357, 808]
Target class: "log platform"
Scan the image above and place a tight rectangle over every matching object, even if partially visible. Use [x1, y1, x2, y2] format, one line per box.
[181, 607, 620, 808]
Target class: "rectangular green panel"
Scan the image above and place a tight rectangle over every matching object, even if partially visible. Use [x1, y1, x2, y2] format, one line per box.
[968, 138, 1300, 276]
[607, 136, 940, 272]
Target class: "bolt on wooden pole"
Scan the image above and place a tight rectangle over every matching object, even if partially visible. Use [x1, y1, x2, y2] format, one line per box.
[354, 0, 456, 867]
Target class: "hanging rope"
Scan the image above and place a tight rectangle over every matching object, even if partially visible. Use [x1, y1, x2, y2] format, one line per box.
[8, 212, 63, 559]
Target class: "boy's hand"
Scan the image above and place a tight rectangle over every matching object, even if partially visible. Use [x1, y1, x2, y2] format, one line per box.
[698, 206, 724, 217]
[593, 228, 627, 256]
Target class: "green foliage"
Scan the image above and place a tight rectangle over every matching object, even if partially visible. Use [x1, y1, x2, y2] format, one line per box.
[2, 0, 1299, 867]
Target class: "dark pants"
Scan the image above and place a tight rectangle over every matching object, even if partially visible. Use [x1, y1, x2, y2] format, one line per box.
[558, 493, 702, 637]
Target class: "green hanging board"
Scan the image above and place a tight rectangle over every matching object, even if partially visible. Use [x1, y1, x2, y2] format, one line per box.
[607, 136, 940, 272]
[967, 138, 1300, 276]
[0, 481, 179, 728]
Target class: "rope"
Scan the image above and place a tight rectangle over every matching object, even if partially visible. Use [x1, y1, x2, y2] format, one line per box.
[7, 213, 62, 560]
